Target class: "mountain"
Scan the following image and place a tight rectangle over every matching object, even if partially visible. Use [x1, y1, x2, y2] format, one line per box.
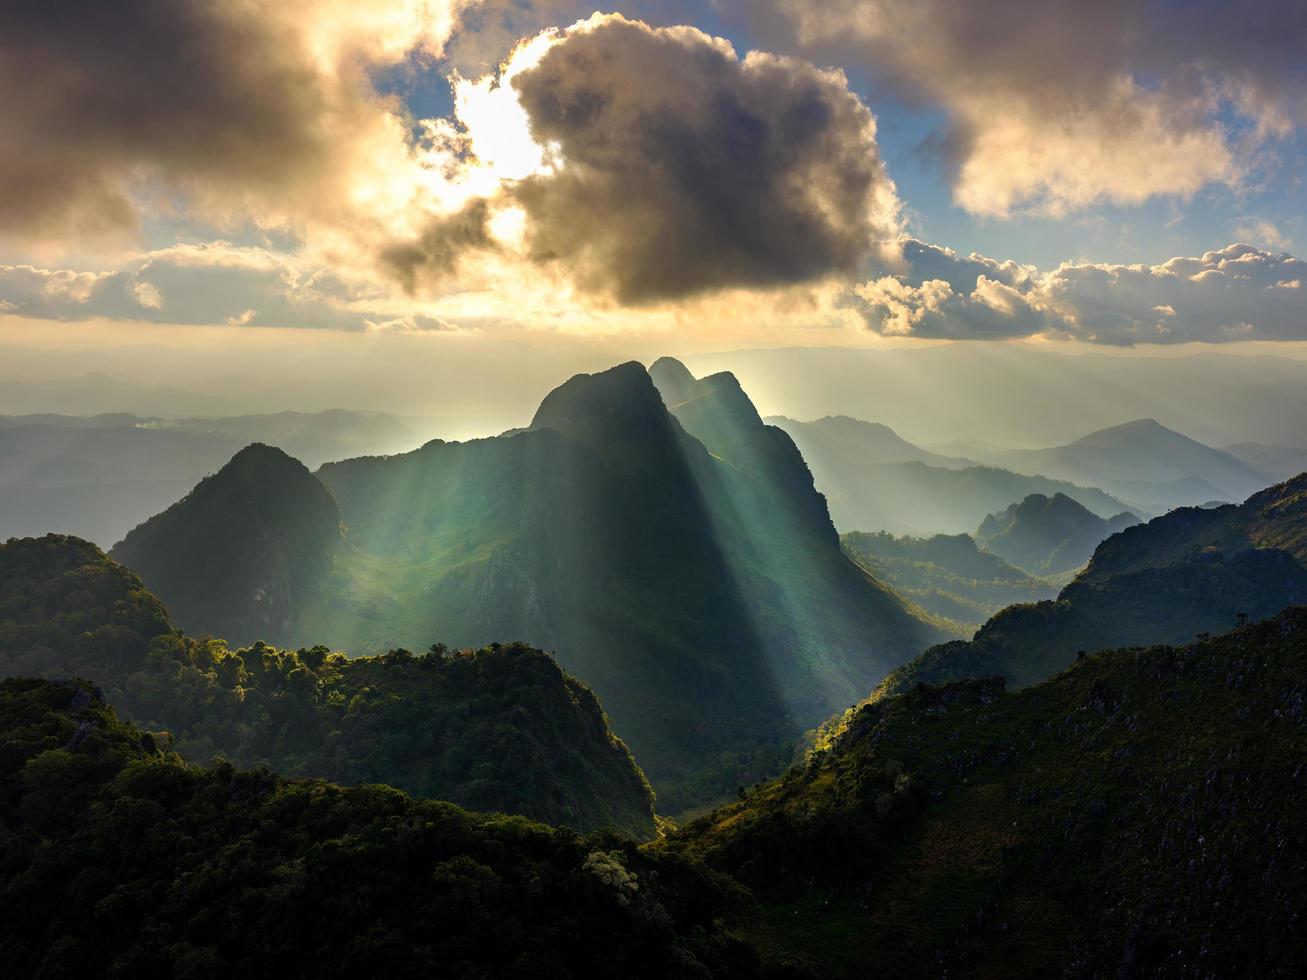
[1223, 441, 1307, 484]
[115, 362, 946, 811]
[974, 492, 1139, 575]
[0, 410, 422, 547]
[841, 530, 1059, 629]
[0, 677, 751, 978]
[667, 610, 1307, 977]
[992, 419, 1267, 512]
[766, 415, 973, 469]
[755, 417, 1132, 535]
[111, 444, 343, 648]
[0, 534, 654, 836]
[880, 473, 1307, 695]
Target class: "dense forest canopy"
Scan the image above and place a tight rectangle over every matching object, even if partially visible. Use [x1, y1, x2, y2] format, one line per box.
[0, 534, 655, 837]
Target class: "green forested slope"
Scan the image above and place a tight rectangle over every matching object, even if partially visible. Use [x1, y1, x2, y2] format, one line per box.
[668, 610, 1307, 977]
[0, 535, 655, 836]
[0, 677, 753, 979]
[841, 530, 1058, 629]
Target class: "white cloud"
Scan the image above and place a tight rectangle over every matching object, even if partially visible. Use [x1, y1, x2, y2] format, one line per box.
[849, 240, 1307, 345]
[739, 0, 1306, 217]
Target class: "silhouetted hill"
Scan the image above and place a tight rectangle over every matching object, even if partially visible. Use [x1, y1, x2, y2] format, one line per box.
[668, 610, 1307, 976]
[0, 535, 655, 836]
[0, 677, 751, 977]
[974, 492, 1139, 575]
[880, 473, 1307, 695]
[993, 419, 1267, 512]
[111, 444, 343, 647]
[114, 363, 945, 811]
[842, 530, 1058, 629]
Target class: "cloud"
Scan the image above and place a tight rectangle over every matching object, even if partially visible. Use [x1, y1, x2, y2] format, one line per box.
[0, 0, 472, 247]
[392, 14, 901, 304]
[848, 240, 1307, 345]
[734, 0, 1307, 217]
[510, 15, 900, 303]
[0, 244, 394, 331]
[1233, 218, 1293, 252]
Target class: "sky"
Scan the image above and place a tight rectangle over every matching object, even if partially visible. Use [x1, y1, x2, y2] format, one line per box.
[2, 0, 1306, 362]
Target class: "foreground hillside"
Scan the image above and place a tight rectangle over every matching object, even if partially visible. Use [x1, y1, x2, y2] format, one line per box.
[883, 473, 1307, 695]
[0, 535, 655, 837]
[669, 610, 1307, 976]
[0, 678, 754, 979]
[113, 361, 945, 811]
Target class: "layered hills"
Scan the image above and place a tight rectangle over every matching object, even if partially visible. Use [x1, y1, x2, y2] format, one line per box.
[841, 530, 1058, 629]
[0, 534, 654, 836]
[668, 610, 1307, 976]
[768, 414, 1130, 536]
[989, 418, 1267, 512]
[881, 473, 1307, 695]
[110, 361, 946, 810]
[974, 492, 1139, 575]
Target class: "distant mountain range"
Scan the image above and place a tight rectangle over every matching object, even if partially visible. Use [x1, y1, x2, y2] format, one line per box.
[109, 359, 947, 811]
[984, 418, 1269, 512]
[975, 492, 1139, 575]
[881, 472, 1307, 696]
[685, 344, 1307, 450]
[769, 414, 1132, 535]
[0, 410, 422, 547]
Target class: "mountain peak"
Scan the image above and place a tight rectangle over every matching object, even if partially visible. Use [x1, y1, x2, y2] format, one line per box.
[648, 356, 697, 406]
[529, 361, 674, 453]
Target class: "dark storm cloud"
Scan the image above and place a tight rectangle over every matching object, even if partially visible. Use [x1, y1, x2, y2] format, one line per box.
[379, 200, 498, 294]
[503, 16, 900, 304]
[0, 0, 334, 241]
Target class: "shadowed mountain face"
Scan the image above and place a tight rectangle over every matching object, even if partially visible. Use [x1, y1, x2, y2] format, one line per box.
[111, 444, 343, 648]
[880, 473, 1307, 695]
[113, 362, 945, 811]
[668, 609, 1307, 977]
[991, 419, 1267, 512]
[974, 492, 1139, 575]
[766, 414, 1131, 536]
[0, 535, 655, 837]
